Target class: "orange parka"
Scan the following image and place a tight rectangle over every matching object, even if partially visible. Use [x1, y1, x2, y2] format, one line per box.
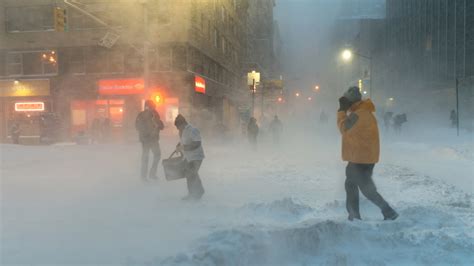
[337, 99, 380, 164]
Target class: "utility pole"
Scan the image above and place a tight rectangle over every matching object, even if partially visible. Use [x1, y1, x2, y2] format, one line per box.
[142, 0, 150, 99]
[252, 79, 256, 117]
[261, 83, 264, 119]
[369, 57, 373, 99]
[456, 78, 460, 136]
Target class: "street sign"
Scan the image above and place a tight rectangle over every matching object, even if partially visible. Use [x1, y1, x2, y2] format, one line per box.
[247, 71, 260, 86]
[98, 32, 120, 48]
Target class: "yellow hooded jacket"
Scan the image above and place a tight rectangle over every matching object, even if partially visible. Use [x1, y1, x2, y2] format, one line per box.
[337, 99, 380, 164]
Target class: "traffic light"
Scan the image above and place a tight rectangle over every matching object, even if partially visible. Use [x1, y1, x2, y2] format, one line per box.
[54, 7, 67, 32]
[151, 92, 164, 105]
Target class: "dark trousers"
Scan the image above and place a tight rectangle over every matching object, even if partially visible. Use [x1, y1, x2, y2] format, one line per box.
[141, 141, 161, 178]
[345, 163, 391, 217]
[248, 135, 258, 150]
[185, 160, 205, 198]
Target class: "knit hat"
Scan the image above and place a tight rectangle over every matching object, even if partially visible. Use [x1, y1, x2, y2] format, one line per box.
[174, 114, 187, 127]
[144, 99, 156, 110]
[343, 86, 362, 103]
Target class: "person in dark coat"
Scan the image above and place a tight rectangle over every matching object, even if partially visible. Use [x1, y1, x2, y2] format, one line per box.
[337, 87, 398, 221]
[247, 117, 259, 150]
[10, 122, 21, 144]
[393, 113, 407, 134]
[175, 114, 205, 200]
[269, 115, 283, 144]
[135, 100, 164, 180]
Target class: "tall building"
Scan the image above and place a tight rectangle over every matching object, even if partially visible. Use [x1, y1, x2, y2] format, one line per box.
[384, 0, 473, 89]
[0, 0, 279, 142]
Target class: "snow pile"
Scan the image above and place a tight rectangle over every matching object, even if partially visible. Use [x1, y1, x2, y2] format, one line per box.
[239, 198, 314, 220]
[159, 208, 473, 266]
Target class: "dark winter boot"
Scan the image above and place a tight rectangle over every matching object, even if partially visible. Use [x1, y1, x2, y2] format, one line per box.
[382, 208, 399, 220]
[348, 213, 362, 221]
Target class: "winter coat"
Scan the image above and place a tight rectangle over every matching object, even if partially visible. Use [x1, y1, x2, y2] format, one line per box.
[247, 121, 259, 138]
[135, 109, 164, 143]
[337, 99, 380, 164]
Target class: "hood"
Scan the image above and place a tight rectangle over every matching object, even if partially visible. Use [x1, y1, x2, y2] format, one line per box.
[350, 99, 376, 113]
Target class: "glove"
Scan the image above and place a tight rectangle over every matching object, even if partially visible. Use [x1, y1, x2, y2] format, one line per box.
[338, 97, 351, 112]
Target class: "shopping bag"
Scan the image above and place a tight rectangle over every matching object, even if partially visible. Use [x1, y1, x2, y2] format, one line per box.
[162, 151, 185, 181]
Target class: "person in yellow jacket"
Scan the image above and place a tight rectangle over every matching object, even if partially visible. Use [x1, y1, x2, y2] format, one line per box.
[337, 87, 398, 221]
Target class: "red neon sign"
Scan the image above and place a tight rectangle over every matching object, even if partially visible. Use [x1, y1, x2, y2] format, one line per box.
[98, 79, 145, 95]
[15, 102, 45, 112]
[195, 76, 206, 94]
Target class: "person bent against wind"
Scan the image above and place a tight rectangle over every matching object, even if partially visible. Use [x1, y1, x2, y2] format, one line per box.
[337, 87, 398, 221]
[174, 115, 205, 200]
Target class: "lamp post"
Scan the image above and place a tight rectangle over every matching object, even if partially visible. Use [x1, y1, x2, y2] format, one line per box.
[247, 71, 260, 117]
[341, 49, 373, 98]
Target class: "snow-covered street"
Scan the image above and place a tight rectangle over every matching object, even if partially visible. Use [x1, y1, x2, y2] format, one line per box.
[1, 127, 473, 265]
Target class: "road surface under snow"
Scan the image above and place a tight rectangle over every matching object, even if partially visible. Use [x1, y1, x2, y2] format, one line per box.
[1, 126, 473, 265]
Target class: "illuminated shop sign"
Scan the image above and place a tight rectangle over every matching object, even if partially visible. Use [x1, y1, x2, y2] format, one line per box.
[15, 102, 45, 112]
[0, 79, 50, 97]
[98, 79, 145, 95]
[195, 76, 206, 94]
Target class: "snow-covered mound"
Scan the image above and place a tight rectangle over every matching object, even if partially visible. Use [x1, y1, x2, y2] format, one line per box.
[240, 198, 313, 220]
[160, 206, 473, 266]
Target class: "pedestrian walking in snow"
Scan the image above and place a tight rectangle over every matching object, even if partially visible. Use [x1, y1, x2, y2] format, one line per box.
[337, 87, 398, 221]
[392, 113, 407, 135]
[174, 114, 205, 200]
[10, 122, 21, 144]
[247, 117, 259, 150]
[269, 115, 283, 144]
[135, 100, 164, 181]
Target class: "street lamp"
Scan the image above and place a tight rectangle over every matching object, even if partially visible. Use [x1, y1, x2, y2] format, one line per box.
[295, 92, 300, 97]
[247, 70, 260, 117]
[341, 49, 353, 61]
[340, 48, 373, 98]
[314, 85, 320, 91]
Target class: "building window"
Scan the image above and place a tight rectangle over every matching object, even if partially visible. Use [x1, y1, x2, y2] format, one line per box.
[66, 48, 86, 74]
[0, 52, 5, 77]
[221, 6, 226, 22]
[6, 51, 58, 76]
[85, 48, 124, 74]
[5, 6, 54, 32]
[6, 53, 22, 76]
[222, 38, 227, 54]
[69, 4, 123, 30]
[172, 46, 187, 71]
[213, 28, 219, 48]
[150, 47, 172, 72]
[149, 1, 171, 25]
